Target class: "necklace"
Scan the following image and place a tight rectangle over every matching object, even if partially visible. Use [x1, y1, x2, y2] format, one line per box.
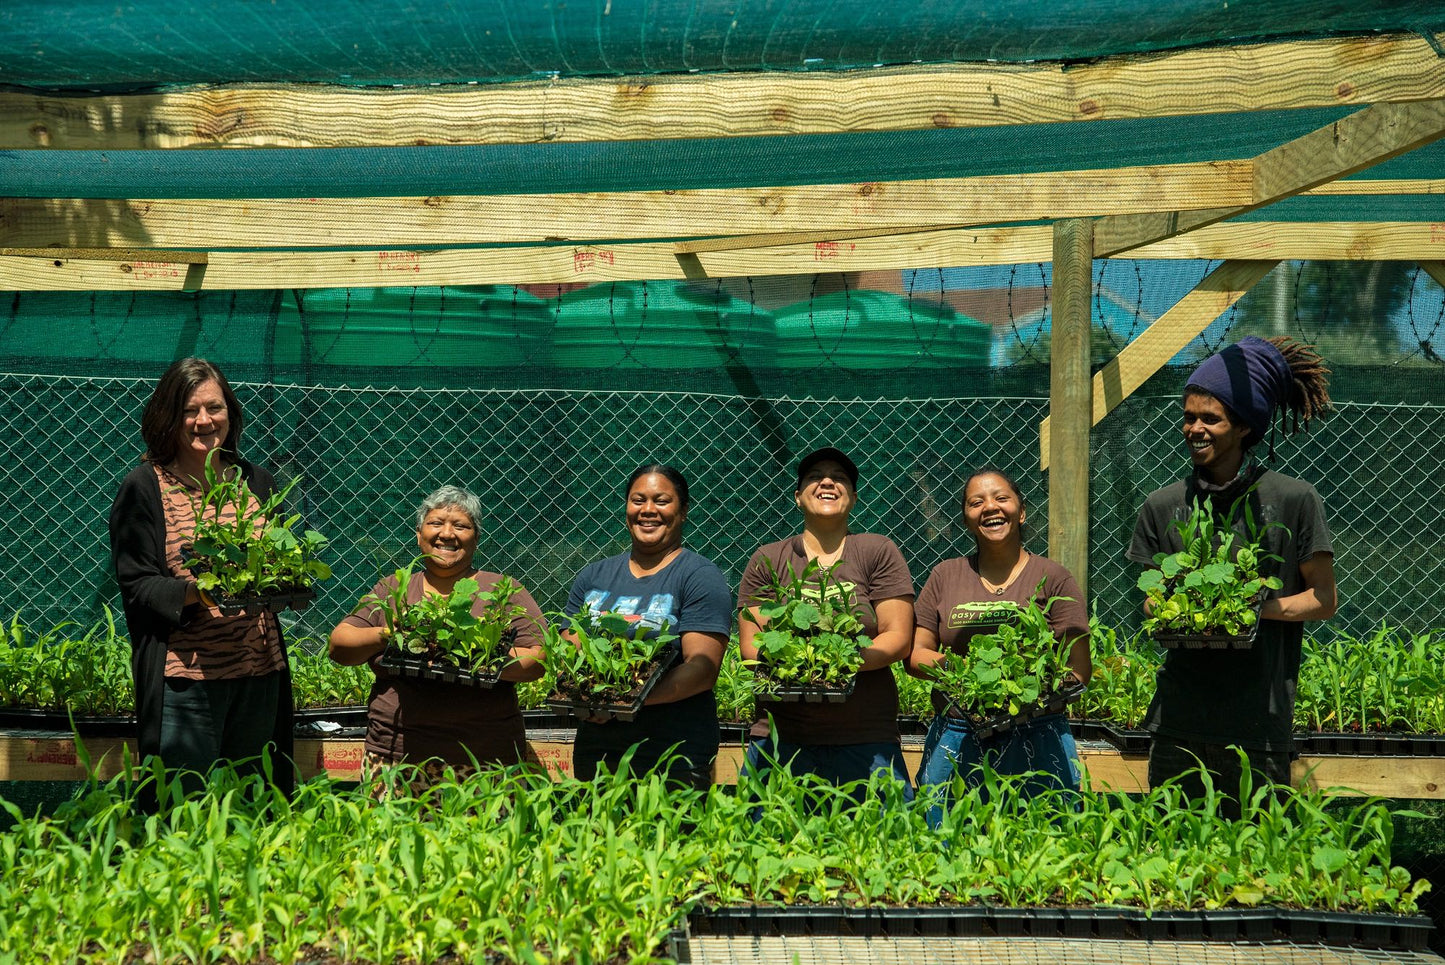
[978, 551, 1029, 598]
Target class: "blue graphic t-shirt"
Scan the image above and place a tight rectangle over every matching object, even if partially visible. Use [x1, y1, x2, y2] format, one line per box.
[565, 548, 734, 742]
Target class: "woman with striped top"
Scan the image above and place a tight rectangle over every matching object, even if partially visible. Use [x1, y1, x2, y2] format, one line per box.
[108, 357, 294, 795]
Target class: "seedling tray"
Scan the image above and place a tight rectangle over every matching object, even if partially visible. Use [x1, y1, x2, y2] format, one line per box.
[292, 705, 369, 728]
[1295, 732, 1445, 757]
[547, 655, 671, 723]
[687, 904, 1433, 948]
[211, 586, 317, 617]
[0, 708, 135, 736]
[951, 680, 1086, 740]
[1153, 601, 1264, 650]
[376, 649, 507, 689]
[1098, 724, 1153, 754]
[758, 676, 857, 704]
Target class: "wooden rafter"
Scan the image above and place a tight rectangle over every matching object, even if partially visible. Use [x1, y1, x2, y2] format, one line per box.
[1095, 97, 1445, 257]
[1038, 260, 1280, 470]
[4, 34, 1442, 150]
[3, 222, 1443, 292]
[0, 161, 1249, 250]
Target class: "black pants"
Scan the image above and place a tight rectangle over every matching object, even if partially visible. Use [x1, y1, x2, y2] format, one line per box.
[159, 671, 283, 795]
[572, 719, 718, 793]
[1148, 733, 1291, 820]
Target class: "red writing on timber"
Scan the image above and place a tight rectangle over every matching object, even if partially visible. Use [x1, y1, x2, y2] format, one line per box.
[814, 242, 857, 261]
[25, 741, 78, 766]
[573, 249, 615, 273]
[1432, 224, 1445, 244]
[526, 744, 573, 779]
[315, 744, 365, 777]
[377, 251, 421, 272]
[131, 261, 184, 281]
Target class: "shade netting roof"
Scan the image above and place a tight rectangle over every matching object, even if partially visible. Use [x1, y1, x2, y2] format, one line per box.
[1, 0, 1442, 89]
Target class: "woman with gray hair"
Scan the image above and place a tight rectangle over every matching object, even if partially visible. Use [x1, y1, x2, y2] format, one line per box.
[329, 485, 546, 787]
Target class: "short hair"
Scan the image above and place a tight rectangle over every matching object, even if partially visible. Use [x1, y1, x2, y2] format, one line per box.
[415, 485, 483, 530]
[140, 358, 243, 465]
[625, 463, 691, 511]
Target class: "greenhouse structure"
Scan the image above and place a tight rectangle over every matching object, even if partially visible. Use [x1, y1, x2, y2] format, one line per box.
[1, 1, 1444, 962]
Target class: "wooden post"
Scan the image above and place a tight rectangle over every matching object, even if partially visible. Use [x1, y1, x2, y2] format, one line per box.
[1048, 219, 1094, 596]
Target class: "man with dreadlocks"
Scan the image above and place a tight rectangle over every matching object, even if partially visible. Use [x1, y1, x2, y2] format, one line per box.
[1128, 335, 1337, 815]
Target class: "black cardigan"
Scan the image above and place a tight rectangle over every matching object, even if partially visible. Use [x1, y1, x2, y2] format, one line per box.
[107, 459, 295, 792]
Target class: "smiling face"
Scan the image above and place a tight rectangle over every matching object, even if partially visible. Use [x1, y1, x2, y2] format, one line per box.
[626, 472, 686, 557]
[1183, 391, 1251, 483]
[416, 505, 479, 579]
[176, 379, 230, 467]
[962, 472, 1025, 549]
[794, 458, 856, 522]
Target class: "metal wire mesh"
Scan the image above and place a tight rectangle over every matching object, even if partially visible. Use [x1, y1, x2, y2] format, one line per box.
[0, 374, 1438, 644]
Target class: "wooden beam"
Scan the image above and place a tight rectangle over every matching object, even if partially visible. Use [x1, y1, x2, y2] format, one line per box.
[1095, 97, 1445, 257]
[0, 162, 1248, 251]
[1039, 260, 1278, 469]
[1047, 219, 1094, 595]
[4, 34, 1443, 150]
[1419, 260, 1445, 291]
[5, 223, 1444, 292]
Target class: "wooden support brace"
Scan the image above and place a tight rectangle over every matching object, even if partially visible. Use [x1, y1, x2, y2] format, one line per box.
[1096, 97, 1445, 257]
[1039, 259, 1278, 469]
[1047, 219, 1095, 595]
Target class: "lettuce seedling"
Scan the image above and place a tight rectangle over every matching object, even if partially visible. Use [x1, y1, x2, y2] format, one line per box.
[544, 609, 676, 707]
[744, 558, 872, 694]
[183, 451, 331, 605]
[926, 592, 1077, 720]
[1138, 498, 1283, 640]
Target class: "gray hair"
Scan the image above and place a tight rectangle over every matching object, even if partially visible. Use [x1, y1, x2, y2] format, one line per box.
[414, 485, 483, 530]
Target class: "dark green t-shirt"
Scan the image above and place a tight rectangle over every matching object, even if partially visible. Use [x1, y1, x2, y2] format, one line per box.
[1128, 467, 1333, 750]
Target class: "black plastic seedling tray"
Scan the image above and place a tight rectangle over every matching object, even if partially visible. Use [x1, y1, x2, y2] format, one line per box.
[211, 586, 317, 617]
[547, 656, 671, 723]
[951, 680, 1086, 740]
[687, 904, 1433, 949]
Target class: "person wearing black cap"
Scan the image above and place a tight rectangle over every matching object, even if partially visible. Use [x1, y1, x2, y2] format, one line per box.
[1128, 336, 1337, 813]
[736, 446, 916, 796]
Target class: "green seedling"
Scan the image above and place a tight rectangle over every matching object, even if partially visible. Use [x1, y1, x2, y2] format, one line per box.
[182, 451, 332, 602]
[368, 559, 528, 675]
[744, 558, 871, 693]
[925, 592, 1077, 719]
[1138, 498, 1282, 638]
[543, 609, 675, 705]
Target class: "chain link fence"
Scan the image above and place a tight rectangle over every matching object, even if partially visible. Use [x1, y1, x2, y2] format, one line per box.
[1, 373, 1439, 645]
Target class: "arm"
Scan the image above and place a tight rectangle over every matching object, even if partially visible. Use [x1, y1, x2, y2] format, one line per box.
[738, 606, 765, 662]
[499, 586, 547, 683]
[858, 596, 914, 671]
[328, 621, 387, 666]
[644, 631, 726, 704]
[108, 468, 197, 624]
[1065, 634, 1092, 685]
[499, 642, 544, 682]
[906, 624, 945, 679]
[1260, 551, 1337, 622]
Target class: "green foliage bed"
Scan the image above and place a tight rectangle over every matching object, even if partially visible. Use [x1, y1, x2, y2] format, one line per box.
[3, 614, 1443, 737]
[0, 758, 1428, 964]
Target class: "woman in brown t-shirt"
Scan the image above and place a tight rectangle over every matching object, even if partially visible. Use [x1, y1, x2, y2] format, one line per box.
[329, 485, 546, 791]
[907, 468, 1090, 823]
[736, 447, 915, 797]
[108, 357, 295, 796]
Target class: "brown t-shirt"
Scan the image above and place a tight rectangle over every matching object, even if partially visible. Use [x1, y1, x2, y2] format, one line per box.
[155, 464, 285, 680]
[914, 553, 1088, 717]
[342, 569, 546, 766]
[737, 533, 914, 745]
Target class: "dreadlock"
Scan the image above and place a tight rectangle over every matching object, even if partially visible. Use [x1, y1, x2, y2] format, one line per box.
[1263, 336, 1332, 437]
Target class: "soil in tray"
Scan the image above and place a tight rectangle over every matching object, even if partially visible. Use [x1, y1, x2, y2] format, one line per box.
[755, 675, 857, 703]
[950, 680, 1086, 740]
[547, 656, 671, 722]
[211, 586, 317, 617]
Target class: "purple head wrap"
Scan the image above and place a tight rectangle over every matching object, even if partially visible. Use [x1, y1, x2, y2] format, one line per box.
[1185, 336, 1292, 446]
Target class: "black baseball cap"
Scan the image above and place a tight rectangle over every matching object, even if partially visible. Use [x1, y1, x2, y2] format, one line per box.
[795, 447, 859, 489]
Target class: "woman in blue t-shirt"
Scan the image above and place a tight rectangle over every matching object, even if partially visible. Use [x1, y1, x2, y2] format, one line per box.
[565, 464, 734, 790]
